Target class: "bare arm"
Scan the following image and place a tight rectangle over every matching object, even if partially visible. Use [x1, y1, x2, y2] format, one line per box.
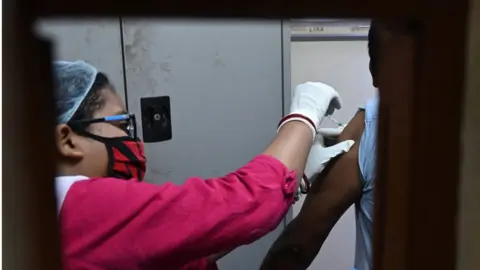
[203, 121, 314, 264]
[263, 121, 313, 186]
[260, 112, 365, 270]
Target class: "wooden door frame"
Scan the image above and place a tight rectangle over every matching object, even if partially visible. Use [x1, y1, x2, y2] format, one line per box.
[4, 1, 468, 270]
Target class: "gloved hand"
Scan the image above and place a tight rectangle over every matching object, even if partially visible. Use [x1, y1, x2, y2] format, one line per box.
[278, 82, 342, 139]
[318, 126, 346, 138]
[304, 134, 355, 183]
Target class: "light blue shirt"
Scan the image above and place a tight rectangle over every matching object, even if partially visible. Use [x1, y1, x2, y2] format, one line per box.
[354, 97, 379, 270]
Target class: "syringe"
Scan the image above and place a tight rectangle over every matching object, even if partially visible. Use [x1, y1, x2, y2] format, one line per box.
[327, 116, 345, 127]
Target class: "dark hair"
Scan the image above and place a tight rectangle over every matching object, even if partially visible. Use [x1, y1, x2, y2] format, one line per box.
[367, 20, 420, 82]
[69, 72, 111, 123]
[368, 20, 380, 81]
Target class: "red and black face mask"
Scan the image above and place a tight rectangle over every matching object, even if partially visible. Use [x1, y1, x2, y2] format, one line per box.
[84, 133, 146, 181]
[69, 114, 147, 181]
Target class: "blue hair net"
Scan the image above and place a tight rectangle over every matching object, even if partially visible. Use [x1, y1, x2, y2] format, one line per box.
[53, 60, 98, 123]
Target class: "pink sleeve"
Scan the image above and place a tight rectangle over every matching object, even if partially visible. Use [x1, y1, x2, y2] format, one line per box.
[60, 154, 296, 269]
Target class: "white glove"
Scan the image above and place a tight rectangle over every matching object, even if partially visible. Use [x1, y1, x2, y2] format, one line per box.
[304, 135, 355, 182]
[278, 82, 342, 139]
[318, 126, 346, 138]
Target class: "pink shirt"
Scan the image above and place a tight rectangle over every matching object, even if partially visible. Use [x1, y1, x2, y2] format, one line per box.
[56, 154, 296, 269]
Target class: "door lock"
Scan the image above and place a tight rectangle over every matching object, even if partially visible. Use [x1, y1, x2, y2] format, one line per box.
[140, 96, 172, 143]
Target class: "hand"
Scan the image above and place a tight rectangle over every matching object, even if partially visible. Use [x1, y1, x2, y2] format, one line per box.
[318, 126, 346, 138]
[278, 82, 342, 139]
[304, 135, 355, 182]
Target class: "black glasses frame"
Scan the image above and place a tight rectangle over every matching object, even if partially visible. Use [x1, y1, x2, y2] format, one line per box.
[69, 113, 137, 138]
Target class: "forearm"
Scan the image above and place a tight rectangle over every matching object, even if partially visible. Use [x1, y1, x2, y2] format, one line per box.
[260, 217, 331, 270]
[261, 141, 363, 269]
[197, 122, 313, 264]
[145, 154, 298, 267]
[262, 121, 313, 185]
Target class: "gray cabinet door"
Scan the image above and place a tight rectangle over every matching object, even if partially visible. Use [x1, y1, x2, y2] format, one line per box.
[121, 19, 287, 269]
[35, 19, 127, 102]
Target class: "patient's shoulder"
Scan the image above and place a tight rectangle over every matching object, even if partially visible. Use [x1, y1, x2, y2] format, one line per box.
[338, 110, 365, 142]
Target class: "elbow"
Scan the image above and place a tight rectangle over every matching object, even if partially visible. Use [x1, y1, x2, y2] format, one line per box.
[205, 154, 297, 243]
[234, 155, 297, 231]
[208, 154, 297, 205]
[221, 177, 293, 243]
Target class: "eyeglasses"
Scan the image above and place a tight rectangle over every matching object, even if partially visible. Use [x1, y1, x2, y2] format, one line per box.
[69, 113, 137, 138]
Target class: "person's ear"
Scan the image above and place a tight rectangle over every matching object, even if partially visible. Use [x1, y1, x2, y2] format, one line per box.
[55, 124, 84, 159]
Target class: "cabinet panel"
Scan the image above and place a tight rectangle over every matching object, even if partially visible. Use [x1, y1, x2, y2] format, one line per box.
[122, 19, 286, 269]
[35, 19, 126, 101]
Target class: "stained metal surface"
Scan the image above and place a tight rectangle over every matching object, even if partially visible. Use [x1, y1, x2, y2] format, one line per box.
[35, 19, 127, 101]
[121, 19, 286, 270]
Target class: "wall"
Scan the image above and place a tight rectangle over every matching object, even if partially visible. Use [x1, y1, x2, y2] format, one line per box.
[457, 0, 480, 268]
[291, 40, 376, 270]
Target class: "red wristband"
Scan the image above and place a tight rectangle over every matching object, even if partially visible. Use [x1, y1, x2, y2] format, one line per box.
[278, 113, 316, 130]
